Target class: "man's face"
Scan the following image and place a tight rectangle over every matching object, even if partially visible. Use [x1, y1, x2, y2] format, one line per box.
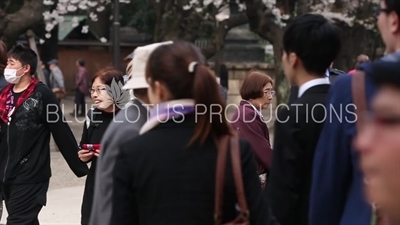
[355, 85, 400, 222]
[6, 57, 28, 77]
[377, 0, 400, 53]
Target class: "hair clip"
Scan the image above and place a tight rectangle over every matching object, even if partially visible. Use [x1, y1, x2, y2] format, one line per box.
[188, 61, 198, 73]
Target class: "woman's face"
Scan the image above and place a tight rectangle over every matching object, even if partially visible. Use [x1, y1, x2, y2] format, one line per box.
[90, 77, 114, 111]
[250, 82, 274, 110]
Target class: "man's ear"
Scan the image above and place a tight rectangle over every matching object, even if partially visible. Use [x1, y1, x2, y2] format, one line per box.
[23, 64, 31, 76]
[389, 13, 400, 34]
[288, 52, 298, 68]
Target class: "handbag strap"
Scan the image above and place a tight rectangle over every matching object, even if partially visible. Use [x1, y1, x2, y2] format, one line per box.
[215, 135, 229, 224]
[214, 135, 249, 225]
[351, 70, 367, 130]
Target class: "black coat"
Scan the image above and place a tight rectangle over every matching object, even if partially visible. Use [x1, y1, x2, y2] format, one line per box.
[111, 114, 274, 225]
[80, 108, 114, 225]
[267, 84, 330, 225]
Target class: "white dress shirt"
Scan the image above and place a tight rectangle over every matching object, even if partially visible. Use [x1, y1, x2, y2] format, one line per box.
[298, 77, 330, 98]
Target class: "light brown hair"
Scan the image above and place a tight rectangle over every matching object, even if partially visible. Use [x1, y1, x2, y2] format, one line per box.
[240, 70, 274, 100]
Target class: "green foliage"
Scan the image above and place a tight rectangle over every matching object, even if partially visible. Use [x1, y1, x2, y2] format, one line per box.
[120, 0, 156, 34]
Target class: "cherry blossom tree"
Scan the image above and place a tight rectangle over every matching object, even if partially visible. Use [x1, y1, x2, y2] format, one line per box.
[242, 0, 382, 103]
[40, 0, 248, 58]
[1, 0, 383, 104]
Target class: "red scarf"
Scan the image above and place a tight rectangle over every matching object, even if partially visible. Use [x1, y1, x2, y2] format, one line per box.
[0, 78, 40, 123]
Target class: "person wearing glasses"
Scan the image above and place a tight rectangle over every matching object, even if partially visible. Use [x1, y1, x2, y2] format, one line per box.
[230, 70, 275, 189]
[77, 67, 127, 225]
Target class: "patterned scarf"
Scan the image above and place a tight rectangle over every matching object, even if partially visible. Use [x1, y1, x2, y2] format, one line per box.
[0, 78, 40, 124]
[139, 99, 195, 134]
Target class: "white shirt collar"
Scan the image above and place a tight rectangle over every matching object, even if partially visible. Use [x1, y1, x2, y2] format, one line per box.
[298, 77, 330, 98]
[325, 69, 330, 77]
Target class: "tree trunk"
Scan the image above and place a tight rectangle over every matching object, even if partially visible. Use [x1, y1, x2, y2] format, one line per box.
[244, 0, 289, 104]
[151, 1, 248, 59]
[334, 23, 384, 71]
[0, 0, 45, 47]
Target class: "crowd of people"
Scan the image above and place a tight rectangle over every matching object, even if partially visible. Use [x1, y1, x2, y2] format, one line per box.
[0, 0, 399, 224]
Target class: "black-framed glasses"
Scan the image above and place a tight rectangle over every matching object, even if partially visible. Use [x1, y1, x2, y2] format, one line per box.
[89, 87, 107, 94]
[263, 90, 276, 97]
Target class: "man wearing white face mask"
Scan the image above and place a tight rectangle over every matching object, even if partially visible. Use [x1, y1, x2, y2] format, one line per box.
[0, 45, 88, 225]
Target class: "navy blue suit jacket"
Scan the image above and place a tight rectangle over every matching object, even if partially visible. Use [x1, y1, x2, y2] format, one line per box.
[309, 53, 400, 225]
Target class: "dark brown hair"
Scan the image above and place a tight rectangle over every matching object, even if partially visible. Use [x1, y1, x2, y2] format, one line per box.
[91, 66, 124, 86]
[240, 70, 274, 100]
[145, 41, 233, 145]
[0, 41, 7, 75]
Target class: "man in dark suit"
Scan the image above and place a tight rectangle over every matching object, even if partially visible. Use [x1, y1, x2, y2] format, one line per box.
[267, 13, 342, 225]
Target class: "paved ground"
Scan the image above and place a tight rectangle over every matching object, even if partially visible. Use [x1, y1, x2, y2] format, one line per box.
[0, 95, 276, 225]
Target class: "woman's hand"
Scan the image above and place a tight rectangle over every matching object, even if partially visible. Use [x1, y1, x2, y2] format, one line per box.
[93, 149, 100, 157]
[78, 149, 94, 162]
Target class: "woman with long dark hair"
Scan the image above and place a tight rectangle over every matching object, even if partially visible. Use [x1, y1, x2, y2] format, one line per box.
[111, 41, 270, 225]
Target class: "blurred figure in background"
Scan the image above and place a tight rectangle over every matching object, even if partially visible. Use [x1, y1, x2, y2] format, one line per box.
[48, 59, 65, 103]
[219, 63, 229, 102]
[70, 58, 88, 117]
[348, 54, 370, 75]
[40, 60, 51, 88]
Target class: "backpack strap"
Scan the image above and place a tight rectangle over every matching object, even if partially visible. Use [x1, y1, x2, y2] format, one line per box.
[351, 70, 367, 130]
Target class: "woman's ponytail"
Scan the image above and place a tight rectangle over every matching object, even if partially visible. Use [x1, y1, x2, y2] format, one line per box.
[189, 64, 233, 146]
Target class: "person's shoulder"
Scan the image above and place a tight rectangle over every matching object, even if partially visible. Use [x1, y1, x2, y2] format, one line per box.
[33, 82, 53, 97]
[116, 103, 147, 122]
[329, 75, 353, 98]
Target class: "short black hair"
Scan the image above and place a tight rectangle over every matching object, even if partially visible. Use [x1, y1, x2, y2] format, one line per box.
[7, 44, 38, 75]
[78, 58, 85, 67]
[283, 13, 341, 76]
[384, 0, 400, 18]
[369, 62, 400, 88]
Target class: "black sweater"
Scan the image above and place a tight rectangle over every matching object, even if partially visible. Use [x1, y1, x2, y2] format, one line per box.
[80, 108, 114, 224]
[0, 83, 88, 184]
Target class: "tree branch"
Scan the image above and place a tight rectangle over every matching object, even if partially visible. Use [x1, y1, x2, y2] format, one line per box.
[202, 12, 249, 58]
[0, 0, 45, 45]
